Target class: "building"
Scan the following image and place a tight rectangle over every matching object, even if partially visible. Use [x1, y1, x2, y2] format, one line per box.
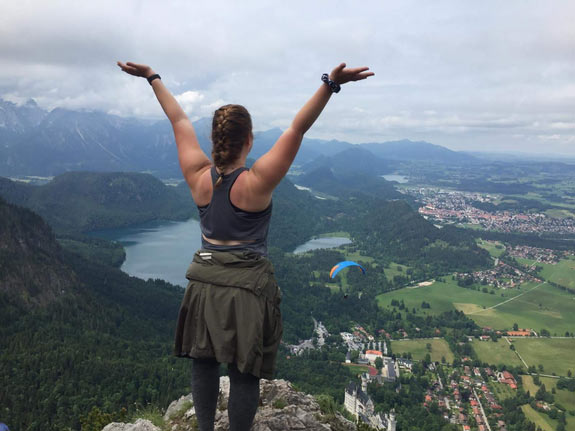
[381, 356, 399, 383]
[344, 374, 397, 431]
[365, 349, 383, 365]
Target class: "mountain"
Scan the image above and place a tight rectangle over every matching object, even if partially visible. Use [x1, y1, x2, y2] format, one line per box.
[0, 172, 195, 233]
[0, 99, 46, 139]
[0, 198, 192, 430]
[250, 127, 354, 166]
[0, 197, 78, 307]
[360, 139, 476, 163]
[1, 98, 477, 177]
[300, 146, 393, 176]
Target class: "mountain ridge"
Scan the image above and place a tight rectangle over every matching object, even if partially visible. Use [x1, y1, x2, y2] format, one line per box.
[0, 97, 473, 177]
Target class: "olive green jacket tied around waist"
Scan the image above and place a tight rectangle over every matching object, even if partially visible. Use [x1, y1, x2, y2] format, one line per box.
[174, 250, 283, 379]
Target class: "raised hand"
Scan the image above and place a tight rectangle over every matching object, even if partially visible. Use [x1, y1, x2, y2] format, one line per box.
[329, 63, 374, 85]
[117, 61, 155, 79]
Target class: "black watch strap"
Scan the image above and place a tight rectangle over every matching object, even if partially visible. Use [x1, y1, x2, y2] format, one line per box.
[147, 74, 161, 85]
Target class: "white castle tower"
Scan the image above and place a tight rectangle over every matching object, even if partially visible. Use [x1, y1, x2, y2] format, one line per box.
[387, 409, 396, 431]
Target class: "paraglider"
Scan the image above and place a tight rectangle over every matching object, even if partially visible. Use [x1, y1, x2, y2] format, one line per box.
[330, 260, 366, 278]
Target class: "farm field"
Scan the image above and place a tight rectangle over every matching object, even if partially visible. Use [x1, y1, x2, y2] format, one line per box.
[391, 338, 454, 363]
[471, 340, 525, 369]
[377, 278, 517, 316]
[521, 405, 558, 431]
[523, 375, 575, 417]
[460, 282, 575, 335]
[512, 338, 575, 377]
[477, 239, 506, 258]
[538, 257, 575, 290]
[378, 277, 575, 334]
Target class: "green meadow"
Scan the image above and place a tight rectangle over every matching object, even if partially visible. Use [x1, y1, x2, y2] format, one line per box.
[512, 338, 575, 377]
[391, 338, 454, 363]
[382, 262, 411, 282]
[377, 278, 520, 317]
[488, 381, 516, 401]
[521, 405, 557, 431]
[471, 340, 525, 369]
[539, 256, 575, 290]
[477, 239, 506, 258]
[378, 277, 575, 334]
[467, 283, 575, 335]
[523, 375, 575, 431]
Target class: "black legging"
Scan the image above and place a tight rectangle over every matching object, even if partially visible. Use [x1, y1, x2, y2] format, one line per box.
[191, 358, 260, 431]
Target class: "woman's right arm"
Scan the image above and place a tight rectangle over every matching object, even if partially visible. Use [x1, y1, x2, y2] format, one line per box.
[248, 63, 374, 196]
[117, 61, 211, 191]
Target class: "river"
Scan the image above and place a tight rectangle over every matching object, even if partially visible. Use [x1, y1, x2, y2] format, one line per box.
[91, 219, 351, 287]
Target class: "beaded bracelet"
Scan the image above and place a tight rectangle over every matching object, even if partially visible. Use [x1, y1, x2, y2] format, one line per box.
[321, 73, 341, 93]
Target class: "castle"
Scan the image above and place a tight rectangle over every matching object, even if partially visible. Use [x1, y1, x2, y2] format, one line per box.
[344, 374, 397, 431]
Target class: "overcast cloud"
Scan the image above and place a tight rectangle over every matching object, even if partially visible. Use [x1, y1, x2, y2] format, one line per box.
[1, 0, 574, 155]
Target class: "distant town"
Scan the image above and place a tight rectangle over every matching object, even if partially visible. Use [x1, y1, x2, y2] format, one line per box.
[405, 187, 575, 235]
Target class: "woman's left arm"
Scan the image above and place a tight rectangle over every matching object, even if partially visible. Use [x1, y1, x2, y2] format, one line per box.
[117, 61, 211, 185]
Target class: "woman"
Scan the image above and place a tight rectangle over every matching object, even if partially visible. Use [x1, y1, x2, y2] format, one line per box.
[118, 60, 373, 430]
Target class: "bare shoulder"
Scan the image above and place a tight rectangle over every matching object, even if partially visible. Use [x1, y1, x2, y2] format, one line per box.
[230, 169, 273, 212]
[187, 165, 213, 207]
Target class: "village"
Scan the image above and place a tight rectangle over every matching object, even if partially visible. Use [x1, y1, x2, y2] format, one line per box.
[286, 321, 535, 431]
[404, 187, 575, 235]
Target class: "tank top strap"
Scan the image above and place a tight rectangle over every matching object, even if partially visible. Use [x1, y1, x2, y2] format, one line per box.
[210, 166, 249, 186]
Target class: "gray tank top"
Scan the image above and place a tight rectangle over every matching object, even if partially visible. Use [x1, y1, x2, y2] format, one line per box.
[198, 166, 272, 256]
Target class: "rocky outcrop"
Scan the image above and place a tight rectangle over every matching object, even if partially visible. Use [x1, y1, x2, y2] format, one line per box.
[105, 378, 356, 431]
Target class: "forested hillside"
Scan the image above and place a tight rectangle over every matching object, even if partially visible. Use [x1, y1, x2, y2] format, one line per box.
[0, 198, 190, 430]
[0, 173, 195, 233]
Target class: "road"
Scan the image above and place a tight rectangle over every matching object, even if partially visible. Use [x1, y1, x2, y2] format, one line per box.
[473, 388, 492, 431]
[504, 337, 530, 369]
[468, 281, 547, 315]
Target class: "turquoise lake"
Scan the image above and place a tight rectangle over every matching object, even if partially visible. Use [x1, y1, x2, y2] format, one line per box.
[92, 219, 351, 287]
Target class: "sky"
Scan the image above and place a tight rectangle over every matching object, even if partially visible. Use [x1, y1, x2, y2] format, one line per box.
[1, 0, 574, 155]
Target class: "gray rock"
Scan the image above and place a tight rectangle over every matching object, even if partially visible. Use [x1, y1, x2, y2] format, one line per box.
[164, 393, 194, 421]
[101, 419, 160, 431]
[105, 378, 355, 431]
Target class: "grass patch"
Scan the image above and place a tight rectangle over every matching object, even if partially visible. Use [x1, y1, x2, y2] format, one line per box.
[342, 363, 371, 376]
[539, 256, 575, 290]
[342, 247, 375, 265]
[467, 282, 575, 335]
[377, 277, 516, 317]
[378, 278, 575, 334]
[391, 339, 454, 363]
[476, 239, 506, 258]
[513, 338, 575, 377]
[472, 340, 525, 369]
[489, 381, 515, 401]
[317, 231, 350, 238]
[382, 262, 411, 282]
[545, 208, 575, 219]
[521, 404, 557, 431]
[130, 405, 165, 427]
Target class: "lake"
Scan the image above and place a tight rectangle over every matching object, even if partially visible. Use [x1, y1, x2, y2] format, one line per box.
[90, 219, 202, 287]
[91, 219, 351, 287]
[382, 174, 409, 183]
[292, 236, 352, 254]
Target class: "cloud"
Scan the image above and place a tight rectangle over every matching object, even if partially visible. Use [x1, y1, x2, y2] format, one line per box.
[0, 0, 574, 154]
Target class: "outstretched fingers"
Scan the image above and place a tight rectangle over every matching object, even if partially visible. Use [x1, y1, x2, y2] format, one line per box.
[347, 66, 374, 81]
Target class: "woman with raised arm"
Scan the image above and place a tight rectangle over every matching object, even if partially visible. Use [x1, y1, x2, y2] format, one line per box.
[117, 61, 373, 431]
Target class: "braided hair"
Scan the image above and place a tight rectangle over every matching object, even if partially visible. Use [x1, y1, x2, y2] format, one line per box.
[211, 104, 253, 187]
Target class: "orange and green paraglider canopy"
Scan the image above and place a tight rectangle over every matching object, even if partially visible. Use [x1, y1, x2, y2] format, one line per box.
[330, 261, 366, 278]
